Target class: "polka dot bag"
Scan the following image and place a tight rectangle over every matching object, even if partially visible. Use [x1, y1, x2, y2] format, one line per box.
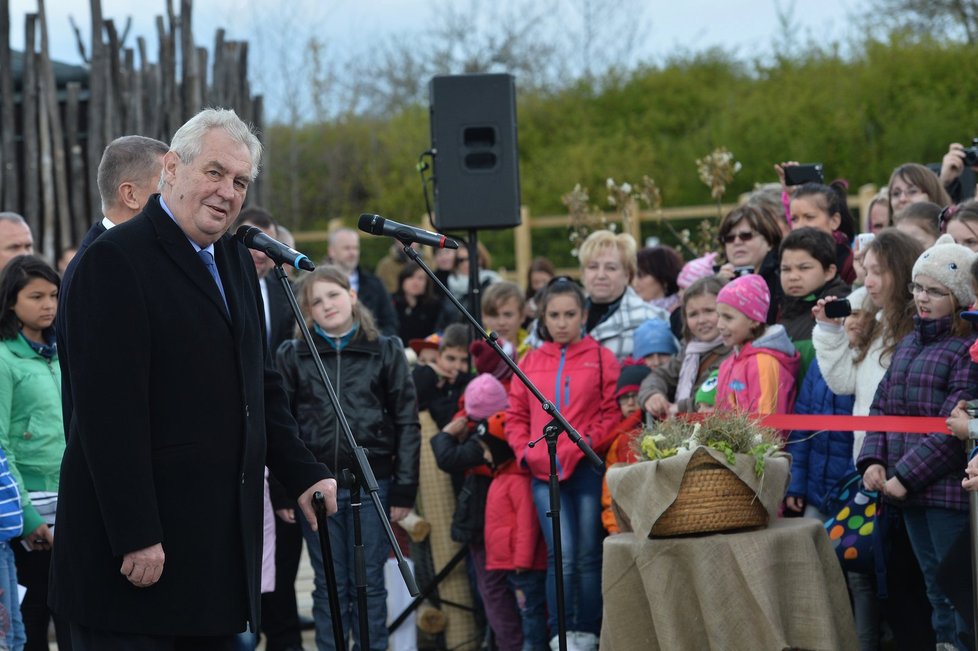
[822, 471, 884, 575]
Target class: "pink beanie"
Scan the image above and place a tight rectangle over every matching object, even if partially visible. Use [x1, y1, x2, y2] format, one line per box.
[678, 252, 718, 290]
[716, 274, 769, 324]
[464, 373, 509, 421]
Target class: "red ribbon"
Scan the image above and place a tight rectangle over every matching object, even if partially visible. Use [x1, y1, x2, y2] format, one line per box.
[681, 413, 950, 434]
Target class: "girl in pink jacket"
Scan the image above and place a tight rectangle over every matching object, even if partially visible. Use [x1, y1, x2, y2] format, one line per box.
[506, 278, 620, 651]
[715, 274, 800, 416]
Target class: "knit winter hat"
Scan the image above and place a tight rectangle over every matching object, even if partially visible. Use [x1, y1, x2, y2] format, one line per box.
[464, 373, 509, 421]
[678, 252, 718, 290]
[614, 362, 652, 400]
[911, 234, 978, 307]
[408, 333, 440, 355]
[716, 273, 770, 324]
[469, 339, 514, 381]
[632, 319, 680, 360]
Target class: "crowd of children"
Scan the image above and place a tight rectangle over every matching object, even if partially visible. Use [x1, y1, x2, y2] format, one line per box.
[358, 164, 978, 651]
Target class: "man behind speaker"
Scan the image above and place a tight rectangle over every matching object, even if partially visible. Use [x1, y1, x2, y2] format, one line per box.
[234, 207, 309, 651]
[327, 228, 400, 337]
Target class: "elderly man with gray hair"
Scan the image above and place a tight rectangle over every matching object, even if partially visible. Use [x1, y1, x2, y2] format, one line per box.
[50, 108, 337, 650]
[0, 212, 33, 271]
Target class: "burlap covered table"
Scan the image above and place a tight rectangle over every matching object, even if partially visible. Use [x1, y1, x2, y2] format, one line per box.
[600, 518, 858, 650]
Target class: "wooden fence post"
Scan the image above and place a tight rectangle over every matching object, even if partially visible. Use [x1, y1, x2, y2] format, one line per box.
[0, 0, 16, 211]
[514, 206, 532, 288]
[22, 14, 39, 236]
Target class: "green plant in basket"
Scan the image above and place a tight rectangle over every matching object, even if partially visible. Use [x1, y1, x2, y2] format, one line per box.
[634, 411, 782, 477]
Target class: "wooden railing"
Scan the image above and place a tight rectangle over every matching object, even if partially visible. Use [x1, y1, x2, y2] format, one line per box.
[295, 183, 880, 284]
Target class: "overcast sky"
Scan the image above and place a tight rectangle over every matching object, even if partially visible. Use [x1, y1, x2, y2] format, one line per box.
[9, 0, 858, 119]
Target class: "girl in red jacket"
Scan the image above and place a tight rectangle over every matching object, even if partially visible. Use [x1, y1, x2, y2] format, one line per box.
[506, 278, 620, 651]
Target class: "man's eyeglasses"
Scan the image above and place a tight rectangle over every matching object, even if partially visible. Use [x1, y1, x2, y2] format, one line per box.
[721, 231, 755, 244]
[908, 282, 951, 299]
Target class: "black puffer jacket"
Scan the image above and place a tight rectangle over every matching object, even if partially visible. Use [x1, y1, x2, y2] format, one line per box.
[276, 330, 421, 507]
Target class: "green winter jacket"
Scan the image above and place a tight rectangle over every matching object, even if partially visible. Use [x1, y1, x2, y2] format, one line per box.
[0, 335, 64, 535]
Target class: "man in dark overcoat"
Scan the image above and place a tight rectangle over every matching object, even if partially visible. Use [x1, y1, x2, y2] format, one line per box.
[49, 108, 337, 649]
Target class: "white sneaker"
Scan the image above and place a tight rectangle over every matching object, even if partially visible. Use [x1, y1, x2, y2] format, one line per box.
[550, 633, 584, 651]
[571, 631, 599, 651]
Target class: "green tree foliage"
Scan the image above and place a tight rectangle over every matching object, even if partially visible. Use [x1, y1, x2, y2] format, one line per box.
[263, 36, 978, 269]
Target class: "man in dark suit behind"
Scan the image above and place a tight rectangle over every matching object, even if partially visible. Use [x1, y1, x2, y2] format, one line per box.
[233, 207, 307, 651]
[328, 227, 400, 337]
[58, 135, 169, 435]
[50, 109, 338, 650]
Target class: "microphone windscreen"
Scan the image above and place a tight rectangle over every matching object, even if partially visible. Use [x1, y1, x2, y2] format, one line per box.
[358, 213, 385, 235]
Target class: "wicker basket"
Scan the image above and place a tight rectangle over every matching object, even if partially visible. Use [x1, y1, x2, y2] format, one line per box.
[650, 448, 769, 537]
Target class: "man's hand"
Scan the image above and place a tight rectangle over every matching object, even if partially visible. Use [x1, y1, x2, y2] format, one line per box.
[862, 464, 887, 492]
[297, 478, 339, 532]
[275, 508, 296, 524]
[120, 543, 165, 588]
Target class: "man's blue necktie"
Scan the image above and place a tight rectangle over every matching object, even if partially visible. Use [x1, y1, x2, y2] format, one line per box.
[198, 249, 229, 314]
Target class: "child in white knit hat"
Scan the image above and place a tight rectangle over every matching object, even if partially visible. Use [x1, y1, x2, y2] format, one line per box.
[859, 234, 978, 647]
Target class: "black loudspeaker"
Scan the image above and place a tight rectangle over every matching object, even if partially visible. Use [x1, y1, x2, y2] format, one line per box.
[429, 73, 521, 231]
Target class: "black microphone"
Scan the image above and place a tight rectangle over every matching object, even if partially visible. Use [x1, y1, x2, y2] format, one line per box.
[234, 225, 316, 271]
[357, 213, 458, 249]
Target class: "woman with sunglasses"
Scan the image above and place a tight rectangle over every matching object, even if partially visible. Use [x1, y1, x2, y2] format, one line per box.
[716, 204, 783, 323]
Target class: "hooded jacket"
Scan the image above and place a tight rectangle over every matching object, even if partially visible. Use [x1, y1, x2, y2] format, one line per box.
[716, 324, 800, 415]
[786, 358, 856, 510]
[507, 336, 620, 482]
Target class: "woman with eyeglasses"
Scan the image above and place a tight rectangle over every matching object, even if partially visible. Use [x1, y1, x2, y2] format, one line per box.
[887, 163, 952, 222]
[858, 235, 978, 648]
[811, 229, 931, 650]
[716, 204, 783, 323]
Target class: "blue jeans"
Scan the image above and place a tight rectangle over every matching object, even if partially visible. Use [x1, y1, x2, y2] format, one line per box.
[0, 542, 23, 651]
[300, 478, 391, 651]
[531, 466, 603, 637]
[902, 505, 970, 645]
[508, 570, 548, 651]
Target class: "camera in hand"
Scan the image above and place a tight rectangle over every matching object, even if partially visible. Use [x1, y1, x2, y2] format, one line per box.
[784, 163, 824, 186]
[963, 138, 978, 167]
[734, 265, 754, 277]
[824, 299, 851, 319]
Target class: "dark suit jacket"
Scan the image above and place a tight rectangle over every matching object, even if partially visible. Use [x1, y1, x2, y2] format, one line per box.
[264, 274, 297, 355]
[357, 267, 399, 338]
[56, 219, 106, 435]
[49, 196, 329, 635]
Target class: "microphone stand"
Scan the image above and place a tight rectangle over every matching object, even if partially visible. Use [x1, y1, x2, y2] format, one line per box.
[400, 243, 603, 651]
[271, 264, 421, 647]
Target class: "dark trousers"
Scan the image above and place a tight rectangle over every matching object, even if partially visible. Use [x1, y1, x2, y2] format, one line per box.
[12, 542, 71, 651]
[69, 622, 234, 650]
[260, 515, 304, 650]
[882, 508, 935, 650]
